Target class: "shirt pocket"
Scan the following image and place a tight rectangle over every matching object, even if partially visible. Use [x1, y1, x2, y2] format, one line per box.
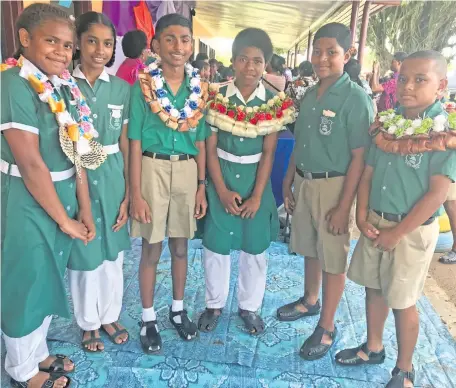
[108, 104, 124, 131]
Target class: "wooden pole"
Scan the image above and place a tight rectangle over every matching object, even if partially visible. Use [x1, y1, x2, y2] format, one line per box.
[307, 31, 313, 61]
[358, 1, 371, 67]
[287, 51, 291, 67]
[350, 1, 360, 45]
[294, 44, 298, 68]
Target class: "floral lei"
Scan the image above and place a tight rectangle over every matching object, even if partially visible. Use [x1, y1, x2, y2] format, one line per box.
[138, 54, 208, 132]
[1, 56, 106, 176]
[206, 86, 296, 138]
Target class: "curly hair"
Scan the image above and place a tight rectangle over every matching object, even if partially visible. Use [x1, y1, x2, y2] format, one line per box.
[14, 3, 74, 59]
[74, 11, 117, 67]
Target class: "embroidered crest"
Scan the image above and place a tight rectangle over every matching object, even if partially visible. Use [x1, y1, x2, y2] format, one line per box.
[109, 106, 123, 130]
[405, 153, 423, 169]
[320, 116, 333, 136]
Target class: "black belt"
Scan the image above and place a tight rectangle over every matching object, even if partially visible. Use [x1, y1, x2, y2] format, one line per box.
[143, 151, 194, 161]
[296, 167, 345, 180]
[373, 210, 435, 226]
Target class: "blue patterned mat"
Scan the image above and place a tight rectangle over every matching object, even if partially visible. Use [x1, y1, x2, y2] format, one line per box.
[2, 239, 456, 387]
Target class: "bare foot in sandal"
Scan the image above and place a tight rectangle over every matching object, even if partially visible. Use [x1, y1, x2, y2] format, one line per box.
[39, 354, 74, 373]
[27, 371, 69, 388]
[102, 322, 129, 344]
[82, 329, 104, 352]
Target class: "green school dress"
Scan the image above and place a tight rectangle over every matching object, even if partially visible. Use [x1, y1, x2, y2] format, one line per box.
[202, 83, 279, 255]
[68, 67, 131, 271]
[1, 65, 77, 338]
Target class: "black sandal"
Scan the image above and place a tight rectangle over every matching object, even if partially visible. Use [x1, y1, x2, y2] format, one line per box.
[277, 297, 321, 322]
[11, 373, 71, 388]
[139, 320, 162, 354]
[101, 322, 129, 345]
[299, 325, 337, 361]
[39, 354, 75, 375]
[386, 365, 415, 388]
[335, 342, 386, 366]
[169, 308, 198, 341]
[198, 308, 222, 332]
[239, 309, 265, 335]
[81, 330, 104, 353]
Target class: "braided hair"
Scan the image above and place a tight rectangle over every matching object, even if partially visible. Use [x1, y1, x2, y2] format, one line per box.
[14, 3, 74, 59]
[74, 12, 117, 67]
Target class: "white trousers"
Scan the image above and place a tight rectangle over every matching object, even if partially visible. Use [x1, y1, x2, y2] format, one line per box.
[3, 316, 52, 382]
[68, 252, 124, 331]
[203, 247, 267, 311]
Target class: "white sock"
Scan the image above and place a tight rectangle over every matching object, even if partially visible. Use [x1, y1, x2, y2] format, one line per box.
[141, 307, 158, 334]
[172, 300, 184, 324]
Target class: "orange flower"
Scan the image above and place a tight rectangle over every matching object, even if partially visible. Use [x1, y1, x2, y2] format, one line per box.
[28, 74, 45, 93]
[67, 124, 79, 141]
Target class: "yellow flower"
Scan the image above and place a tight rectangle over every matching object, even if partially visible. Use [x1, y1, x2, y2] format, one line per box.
[238, 105, 245, 111]
[67, 124, 80, 141]
[246, 107, 253, 114]
[278, 91, 286, 99]
[253, 106, 259, 112]
[28, 74, 45, 94]
[216, 93, 223, 101]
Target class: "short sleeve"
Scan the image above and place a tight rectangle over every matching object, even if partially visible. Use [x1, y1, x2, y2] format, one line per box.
[345, 89, 374, 150]
[366, 144, 377, 167]
[430, 149, 456, 182]
[128, 81, 146, 141]
[122, 84, 131, 125]
[196, 117, 211, 141]
[1, 70, 39, 134]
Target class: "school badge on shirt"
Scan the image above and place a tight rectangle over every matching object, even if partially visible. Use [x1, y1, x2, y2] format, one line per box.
[405, 153, 423, 170]
[320, 109, 336, 136]
[108, 104, 123, 131]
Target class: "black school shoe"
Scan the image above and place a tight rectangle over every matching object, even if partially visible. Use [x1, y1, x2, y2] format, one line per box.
[169, 308, 198, 341]
[139, 320, 162, 354]
[335, 342, 386, 366]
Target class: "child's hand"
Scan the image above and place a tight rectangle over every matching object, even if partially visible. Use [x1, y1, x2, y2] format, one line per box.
[113, 199, 129, 232]
[60, 218, 88, 242]
[283, 184, 295, 215]
[357, 219, 379, 240]
[194, 186, 207, 219]
[130, 195, 151, 224]
[239, 196, 261, 219]
[372, 227, 402, 252]
[326, 206, 350, 235]
[219, 189, 242, 216]
[78, 209, 96, 244]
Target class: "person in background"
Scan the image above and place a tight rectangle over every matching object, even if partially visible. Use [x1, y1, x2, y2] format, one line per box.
[209, 58, 221, 83]
[284, 66, 293, 83]
[345, 58, 373, 98]
[286, 60, 316, 109]
[263, 53, 286, 93]
[192, 59, 210, 82]
[116, 29, 148, 85]
[370, 51, 408, 112]
[195, 52, 209, 63]
[219, 66, 234, 82]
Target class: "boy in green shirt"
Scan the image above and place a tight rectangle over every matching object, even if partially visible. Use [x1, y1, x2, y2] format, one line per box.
[128, 14, 210, 354]
[336, 51, 456, 388]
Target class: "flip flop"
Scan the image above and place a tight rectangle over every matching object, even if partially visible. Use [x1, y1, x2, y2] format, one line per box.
[101, 322, 129, 345]
[81, 330, 104, 352]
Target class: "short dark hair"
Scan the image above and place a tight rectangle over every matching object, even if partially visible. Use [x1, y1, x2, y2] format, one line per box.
[313, 22, 351, 52]
[270, 54, 286, 73]
[209, 58, 218, 66]
[405, 50, 447, 77]
[232, 28, 273, 62]
[393, 52, 408, 63]
[154, 13, 192, 40]
[75, 12, 117, 67]
[122, 30, 147, 59]
[298, 60, 314, 77]
[14, 3, 74, 59]
[195, 52, 208, 61]
[192, 59, 209, 71]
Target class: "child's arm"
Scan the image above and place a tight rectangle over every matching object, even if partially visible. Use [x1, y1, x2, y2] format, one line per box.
[356, 165, 379, 240]
[283, 152, 296, 214]
[373, 175, 451, 251]
[113, 123, 130, 232]
[194, 140, 207, 219]
[326, 147, 365, 235]
[76, 168, 96, 244]
[206, 131, 242, 215]
[4, 130, 88, 241]
[129, 139, 151, 224]
[240, 132, 278, 219]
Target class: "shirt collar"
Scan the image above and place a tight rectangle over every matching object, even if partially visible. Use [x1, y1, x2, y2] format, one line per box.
[397, 100, 446, 119]
[73, 64, 110, 83]
[326, 73, 349, 96]
[225, 80, 266, 104]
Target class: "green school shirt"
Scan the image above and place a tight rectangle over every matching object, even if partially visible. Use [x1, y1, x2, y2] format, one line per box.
[294, 72, 374, 173]
[68, 66, 131, 271]
[128, 72, 211, 155]
[367, 101, 456, 215]
[1, 62, 77, 337]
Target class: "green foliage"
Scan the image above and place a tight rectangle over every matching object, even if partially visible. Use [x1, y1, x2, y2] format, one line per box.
[366, 1, 456, 73]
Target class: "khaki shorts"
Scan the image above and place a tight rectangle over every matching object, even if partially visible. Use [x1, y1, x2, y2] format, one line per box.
[130, 156, 197, 244]
[289, 173, 354, 274]
[348, 210, 439, 309]
[447, 183, 456, 201]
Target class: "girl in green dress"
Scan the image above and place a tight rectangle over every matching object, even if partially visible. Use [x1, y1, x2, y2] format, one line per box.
[67, 12, 131, 353]
[1, 4, 96, 388]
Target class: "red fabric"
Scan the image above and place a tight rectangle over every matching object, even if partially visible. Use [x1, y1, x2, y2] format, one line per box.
[378, 73, 398, 112]
[133, 0, 155, 44]
[116, 58, 145, 85]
